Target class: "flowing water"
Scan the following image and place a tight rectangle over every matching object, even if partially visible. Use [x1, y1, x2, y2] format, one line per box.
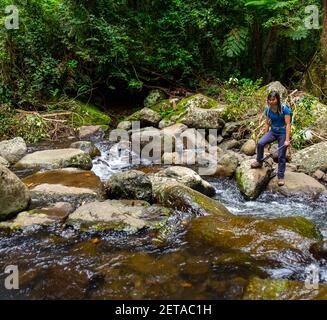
[0, 139, 326, 299]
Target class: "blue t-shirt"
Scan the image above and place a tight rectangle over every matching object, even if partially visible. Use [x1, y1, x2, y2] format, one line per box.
[264, 104, 291, 134]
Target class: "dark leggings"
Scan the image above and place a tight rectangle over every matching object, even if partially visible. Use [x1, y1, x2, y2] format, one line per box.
[256, 130, 287, 179]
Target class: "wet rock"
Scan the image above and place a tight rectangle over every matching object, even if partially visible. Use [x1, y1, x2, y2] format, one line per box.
[152, 166, 215, 197]
[66, 200, 171, 233]
[291, 141, 327, 174]
[79, 125, 105, 141]
[243, 277, 327, 300]
[70, 141, 101, 158]
[23, 168, 103, 206]
[310, 241, 327, 260]
[236, 159, 272, 200]
[0, 164, 30, 221]
[144, 89, 166, 109]
[187, 214, 321, 268]
[267, 170, 326, 198]
[127, 108, 162, 127]
[152, 179, 230, 217]
[0, 137, 27, 164]
[15, 148, 92, 171]
[241, 139, 256, 156]
[0, 202, 74, 230]
[105, 170, 153, 202]
[0, 156, 9, 167]
[117, 120, 132, 130]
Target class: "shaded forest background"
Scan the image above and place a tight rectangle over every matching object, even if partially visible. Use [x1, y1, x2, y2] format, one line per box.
[0, 0, 325, 110]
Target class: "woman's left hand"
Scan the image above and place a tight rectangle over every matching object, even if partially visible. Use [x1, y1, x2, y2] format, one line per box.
[284, 140, 290, 147]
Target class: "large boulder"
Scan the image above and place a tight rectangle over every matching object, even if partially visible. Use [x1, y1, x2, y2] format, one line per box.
[144, 89, 166, 109]
[70, 141, 100, 158]
[0, 164, 30, 221]
[260, 81, 288, 101]
[179, 106, 225, 130]
[127, 108, 162, 127]
[152, 166, 216, 197]
[267, 170, 326, 198]
[236, 159, 272, 200]
[66, 199, 171, 233]
[214, 151, 240, 178]
[105, 170, 153, 202]
[0, 137, 27, 164]
[23, 168, 103, 207]
[187, 214, 321, 270]
[176, 93, 221, 110]
[15, 148, 92, 171]
[243, 277, 327, 300]
[0, 202, 74, 231]
[291, 141, 327, 174]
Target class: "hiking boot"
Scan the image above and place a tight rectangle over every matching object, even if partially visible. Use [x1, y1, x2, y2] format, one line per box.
[251, 160, 263, 169]
[278, 179, 285, 186]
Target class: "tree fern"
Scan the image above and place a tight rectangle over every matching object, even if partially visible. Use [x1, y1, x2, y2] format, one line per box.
[223, 27, 249, 58]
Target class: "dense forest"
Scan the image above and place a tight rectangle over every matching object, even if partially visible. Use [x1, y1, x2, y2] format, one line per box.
[0, 0, 325, 107]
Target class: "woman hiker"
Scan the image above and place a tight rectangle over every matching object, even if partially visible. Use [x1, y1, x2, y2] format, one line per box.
[251, 90, 292, 186]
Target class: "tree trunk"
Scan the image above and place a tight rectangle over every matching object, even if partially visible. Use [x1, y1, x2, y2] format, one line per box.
[302, 0, 327, 101]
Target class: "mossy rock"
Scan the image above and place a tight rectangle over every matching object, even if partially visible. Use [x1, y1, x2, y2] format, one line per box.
[144, 89, 166, 108]
[243, 277, 327, 300]
[73, 102, 111, 127]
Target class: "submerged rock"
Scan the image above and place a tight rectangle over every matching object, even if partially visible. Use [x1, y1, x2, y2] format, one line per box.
[0, 164, 30, 221]
[15, 148, 92, 171]
[0, 137, 27, 164]
[243, 277, 327, 300]
[187, 214, 321, 269]
[0, 202, 73, 230]
[66, 200, 171, 233]
[236, 159, 272, 199]
[267, 170, 326, 198]
[23, 168, 103, 207]
[105, 170, 153, 202]
[291, 141, 327, 175]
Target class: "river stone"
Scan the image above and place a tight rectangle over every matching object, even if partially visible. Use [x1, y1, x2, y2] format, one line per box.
[241, 139, 256, 156]
[127, 107, 162, 127]
[291, 141, 327, 174]
[105, 170, 153, 202]
[243, 277, 327, 300]
[144, 89, 166, 109]
[153, 166, 216, 197]
[15, 148, 92, 171]
[0, 202, 74, 230]
[267, 170, 326, 198]
[0, 164, 31, 221]
[66, 200, 171, 233]
[214, 151, 240, 178]
[222, 121, 244, 138]
[0, 156, 9, 167]
[117, 120, 132, 130]
[187, 214, 321, 270]
[152, 179, 231, 217]
[219, 139, 241, 151]
[162, 150, 197, 166]
[70, 141, 101, 158]
[23, 168, 103, 206]
[236, 159, 272, 200]
[269, 143, 292, 162]
[0, 137, 27, 164]
[180, 105, 225, 130]
[79, 125, 105, 141]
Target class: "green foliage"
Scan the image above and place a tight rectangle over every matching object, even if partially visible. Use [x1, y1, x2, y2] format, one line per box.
[223, 28, 249, 58]
[291, 95, 317, 149]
